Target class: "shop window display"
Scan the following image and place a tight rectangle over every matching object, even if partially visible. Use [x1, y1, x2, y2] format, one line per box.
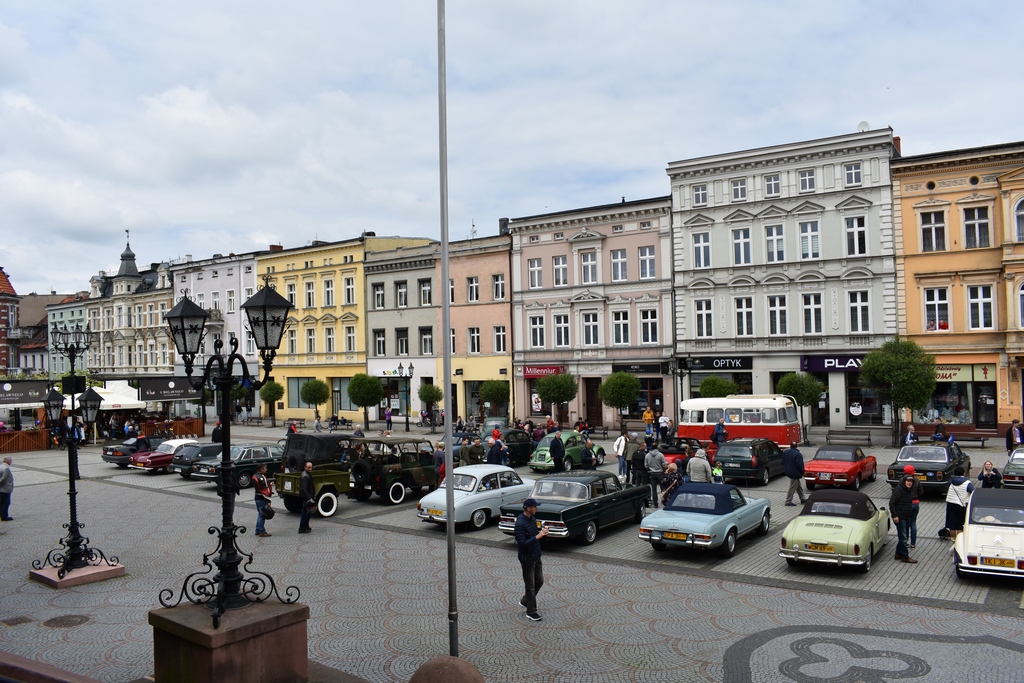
[913, 382, 972, 425]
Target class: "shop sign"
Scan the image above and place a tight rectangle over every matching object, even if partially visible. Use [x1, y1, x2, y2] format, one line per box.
[138, 378, 202, 401]
[524, 365, 565, 378]
[688, 357, 752, 371]
[801, 355, 864, 373]
[612, 363, 663, 375]
[934, 365, 972, 382]
[974, 364, 994, 381]
[374, 368, 410, 377]
[0, 380, 48, 405]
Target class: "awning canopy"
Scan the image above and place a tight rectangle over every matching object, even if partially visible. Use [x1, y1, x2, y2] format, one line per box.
[66, 387, 146, 411]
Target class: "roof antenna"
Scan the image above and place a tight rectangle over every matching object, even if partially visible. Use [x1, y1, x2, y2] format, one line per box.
[470, 220, 477, 239]
[621, 196, 625, 203]
[125, 228, 130, 245]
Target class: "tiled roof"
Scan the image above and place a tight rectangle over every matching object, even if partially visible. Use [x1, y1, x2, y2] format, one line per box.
[0, 267, 16, 297]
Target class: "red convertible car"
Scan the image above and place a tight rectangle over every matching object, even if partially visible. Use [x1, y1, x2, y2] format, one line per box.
[803, 445, 877, 492]
[128, 439, 197, 474]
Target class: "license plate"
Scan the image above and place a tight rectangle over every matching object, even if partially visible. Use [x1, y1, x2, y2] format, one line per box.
[806, 543, 834, 553]
[428, 509, 444, 516]
[663, 531, 688, 541]
[982, 557, 1015, 568]
[172, 466, 182, 472]
[283, 481, 293, 491]
[915, 474, 926, 480]
[725, 463, 739, 468]
[818, 473, 832, 480]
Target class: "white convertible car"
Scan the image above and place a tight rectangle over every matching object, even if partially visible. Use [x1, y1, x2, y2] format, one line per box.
[954, 487, 1024, 579]
[416, 464, 535, 530]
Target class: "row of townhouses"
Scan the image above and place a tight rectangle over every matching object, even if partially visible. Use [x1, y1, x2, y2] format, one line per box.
[4, 128, 1024, 435]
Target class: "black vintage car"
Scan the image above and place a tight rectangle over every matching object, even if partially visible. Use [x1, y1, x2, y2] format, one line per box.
[714, 438, 784, 486]
[886, 442, 972, 494]
[191, 442, 285, 488]
[170, 442, 223, 478]
[498, 471, 649, 545]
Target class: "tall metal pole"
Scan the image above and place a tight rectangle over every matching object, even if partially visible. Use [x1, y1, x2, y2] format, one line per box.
[437, 0, 458, 657]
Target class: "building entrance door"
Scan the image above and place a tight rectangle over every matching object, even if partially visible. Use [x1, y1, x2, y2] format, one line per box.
[584, 378, 602, 428]
[975, 383, 996, 429]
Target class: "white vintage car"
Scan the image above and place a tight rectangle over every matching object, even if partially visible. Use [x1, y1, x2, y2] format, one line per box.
[954, 487, 1024, 579]
[416, 464, 535, 530]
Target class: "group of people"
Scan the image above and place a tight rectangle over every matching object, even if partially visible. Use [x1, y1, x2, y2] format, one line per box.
[610, 432, 720, 508]
[641, 407, 674, 442]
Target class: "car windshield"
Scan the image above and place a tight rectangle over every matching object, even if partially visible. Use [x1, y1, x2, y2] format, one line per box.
[531, 480, 589, 502]
[716, 445, 751, 458]
[971, 505, 1024, 526]
[155, 443, 177, 454]
[896, 446, 947, 463]
[177, 446, 200, 458]
[813, 449, 855, 462]
[1009, 451, 1024, 464]
[665, 492, 718, 511]
[440, 474, 477, 492]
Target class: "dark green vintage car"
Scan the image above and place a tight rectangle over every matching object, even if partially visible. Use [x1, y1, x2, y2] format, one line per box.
[527, 430, 606, 471]
[1000, 448, 1024, 488]
[498, 471, 649, 544]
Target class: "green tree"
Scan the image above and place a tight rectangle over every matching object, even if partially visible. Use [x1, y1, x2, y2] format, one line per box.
[598, 372, 641, 434]
[859, 337, 936, 446]
[300, 379, 331, 419]
[347, 373, 384, 430]
[535, 372, 578, 428]
[418, 383, 445, 433]
[698, 375, 739, 398]
[775, 372, 826, 444]
[478, 380, 510, 419]
[259, 380, 284, 428]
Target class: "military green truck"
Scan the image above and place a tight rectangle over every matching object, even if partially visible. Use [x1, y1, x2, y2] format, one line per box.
[347, 435, 438, 505]
[275, 432, 359, 518]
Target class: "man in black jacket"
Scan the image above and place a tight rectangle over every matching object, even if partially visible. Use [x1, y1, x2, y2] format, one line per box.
[514, 498, 549, 621]
[580, 438, 597, 470]
[298, 461, 314, 534]
[211, 422, 223, 443]
[549, 431, 565, 472]
[889, 474, 918, 563]
[782, 442, 808, 506]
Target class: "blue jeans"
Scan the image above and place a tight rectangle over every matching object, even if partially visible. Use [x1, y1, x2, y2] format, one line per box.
[895, 517, 911, 558]
[910, 503, 919, 546]
[255, 498, 268, 535]
[299, 501, 312, 531]
[520, 559, 544, 613]
[618, 456, 628, 477]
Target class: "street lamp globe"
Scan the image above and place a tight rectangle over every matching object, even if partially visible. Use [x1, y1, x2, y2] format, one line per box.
[44, 388, 65, 424]
[80, 387, 103, 424]
[165, 295, 209, 359]
[241, 284, 292, 351]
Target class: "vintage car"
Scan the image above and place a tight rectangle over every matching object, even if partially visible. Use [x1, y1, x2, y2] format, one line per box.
[1000, 448, 1024, 489]
[101, 436, 165, 468]
[276, 432, 359, 517]
[347, 435, 438, 505]
[804, 445, 877, 491]
[192, 442, 285, 488]
[527, 430, 606, 472]
[638, 483, 770, 557]
[713, 438, 784, 486]
[170, 442, 224, 478]
[498, 471, 648, 544]
[886, 442, 972, 494]
[128, 438, 197, 473]
[779, 489, 890, 573]
[417, 464, 535, 529]
[953, 487, 1024, 579]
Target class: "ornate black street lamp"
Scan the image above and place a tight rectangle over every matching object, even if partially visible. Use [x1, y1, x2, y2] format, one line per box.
[159, 282, 299, 627]
[33, 326, 118, 579]
[398, 362, 414, 432]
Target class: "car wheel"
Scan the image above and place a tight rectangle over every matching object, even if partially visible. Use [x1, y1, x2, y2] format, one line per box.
[596, 450, 605, 466]
[283, 495, 303, 513]
[786, 558, 798, 567]
[387, 481, 406, 505]
[868, 466, 877, 482]
[719, 529, 737, 557]
[117, 463, 128, 469]
[179, 472, 191, 479]
[651, 541, 666, 552]
[806, 482, 816, 491]
[469, 508, 488, 530]
[759, 468, 770, 486]
[352, 488, 372, 502]
[237, 471, 253, 489]
[162, 465, 172, 474]
[756, 511, 770, 536]
[563, 458, 573, 471]
[634, 501, 646, 523]
[351, 460, 371, 487]
[858, 544, 873, 574]
[581, 521, 598, 545]
[316, 491, 339, 517]
[852, 476, 861, 492]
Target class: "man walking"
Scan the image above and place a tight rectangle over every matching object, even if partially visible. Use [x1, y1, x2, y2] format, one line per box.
[642, 407, 655, 436]
[782, 442, 808, 506]
[622, 433, 640, 483]
[254, 464, 273, 537]
[514, 498, 549, 621]
[632, 439, 648, 488]
[211, 421, 223, 443]
[298, 461, 314, 534]
[613, 431, 627, 479]
[0, 456, 13, 521]
[580, 438, 597, 470]
[1006, 419, 1022, 455]
[549, 430, 565, 472]
[712, 418, 728, 447]
[686, 448, 713, 484]
[486, 437, 505, 465]
[645, 440, 667, 508]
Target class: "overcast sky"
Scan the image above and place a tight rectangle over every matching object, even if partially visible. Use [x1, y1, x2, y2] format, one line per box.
[2, 1, 1023, 297]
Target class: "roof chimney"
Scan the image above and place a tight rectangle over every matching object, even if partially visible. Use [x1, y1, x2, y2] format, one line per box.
[892, 136, 902, 156]
[269, 244, 284, 252]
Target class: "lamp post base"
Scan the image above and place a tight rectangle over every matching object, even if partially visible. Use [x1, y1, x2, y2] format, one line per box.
[29, 560, 125, 589]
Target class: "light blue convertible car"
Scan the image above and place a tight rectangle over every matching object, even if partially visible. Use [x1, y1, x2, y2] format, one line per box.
[638, 483, 771, 557]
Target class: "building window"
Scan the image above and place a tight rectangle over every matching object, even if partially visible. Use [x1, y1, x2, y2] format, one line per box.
[735, 298, 753, 336]
[639, 246, 655, 279]
[800, 221, 820, 259]
[768, 295, 787, 335]
[306, 328, 316, 353]
[492, 274, 505, 300]
[731, 179, 747, 201]
[304, 282, 314, 308]
[323, 280, 334, 306]
[925, 288, 949, 331]
[765, 225, 784, 262]
[764, 174, 780, 197]
[211, 292, 220, 311]
[397, 329, 409, 356]
[849, 291, 870, 333]
[732, 228, 751, 265]
[419, 279, 432, 305]
[693, 233, 711, 269]
[921, 211, 946, 252]
[611, 249, 627, 282]
[374, 329, 386, 356]
[467, 277, 479, 302]
[530, 316, 545, 348]
[1016, 200, 1024, 242]
[553, 255, 568, 287]
[846, 216, 867, 256]
[640, 221, 651, 229]
[802, 293, 823, 334]
[344, 277, 355, 305]
[287, 329, 296, 355]
[468, 327, 480, 354]
[612, 224, 624, 233]
[554, 314, 569, 347]
[968, 285, 994, 330]
[373, 283, 385, 309]
[528, 259, 543, 289]
[325, 327, 335, 353]
[147, 304, 155, 326]
[964, 207, 990, 249]
[640, 309, 658, 344]
[581, 252, 597, 284]
[845, 162, 862, 186]
[799, 169, 815, 192]
[345, 326, 356, 352]
[493, 325, 507, 353]
[693, 184, 708, 206]
[613, 310, 629, 345]
[582, 312, 599, 345]
[244, 287, 253, 301]
[449, 279, 454, 304]
[396, 281, 408, 308]
[695, 299, 713, 338]
[286, 283, 296, 306]
[450, 327, 456, 354]
[420, 327, 433, 355]
[287, 377, 316, 410]
[226, 290, 235, 313]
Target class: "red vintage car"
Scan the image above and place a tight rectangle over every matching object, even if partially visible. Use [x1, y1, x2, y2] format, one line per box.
[803, 445, 877, 492]
[128, 439, 197, 474]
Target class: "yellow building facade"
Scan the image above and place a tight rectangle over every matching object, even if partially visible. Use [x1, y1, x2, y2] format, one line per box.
[893, 142, 1024, 435]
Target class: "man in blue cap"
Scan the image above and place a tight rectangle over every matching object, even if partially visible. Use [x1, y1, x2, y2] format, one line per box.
[514, 497, 549, 621]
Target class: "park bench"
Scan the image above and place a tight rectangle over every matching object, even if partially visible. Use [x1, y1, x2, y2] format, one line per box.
[245, 416, 264, 427]
[825, 428, 872, 446]
[951, 432, 989, 448]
